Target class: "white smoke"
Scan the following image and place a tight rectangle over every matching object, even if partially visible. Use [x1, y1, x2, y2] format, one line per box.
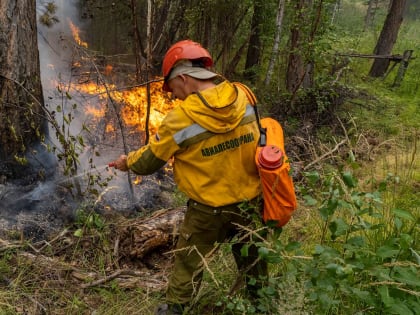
[36, 0, 109, 173]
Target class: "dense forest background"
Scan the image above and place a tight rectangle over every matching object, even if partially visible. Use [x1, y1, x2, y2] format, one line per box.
[0, 0, 418, 314]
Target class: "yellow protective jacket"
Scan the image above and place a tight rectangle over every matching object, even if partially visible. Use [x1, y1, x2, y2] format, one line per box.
[126, 80, 261, 207]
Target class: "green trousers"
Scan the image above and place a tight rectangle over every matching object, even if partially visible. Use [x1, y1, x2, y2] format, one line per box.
[166, 198, 268, 305]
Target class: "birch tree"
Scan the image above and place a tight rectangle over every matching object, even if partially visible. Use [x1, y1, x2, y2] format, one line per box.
[264, 0, 286, 86]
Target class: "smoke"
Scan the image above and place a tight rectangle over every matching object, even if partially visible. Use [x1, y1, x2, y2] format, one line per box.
[0, 1, 175, 241]
[37, 0, 82, 85]
[36, 0, 110, 172]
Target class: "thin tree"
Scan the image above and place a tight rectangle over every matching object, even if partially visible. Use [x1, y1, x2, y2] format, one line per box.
[330, 0, 341, 24]
[369, 0, 407, 77]
[286, 0, 306, 94]
[244, 0, 264, 83]
[0, 0, 46, 178]
[364, 0, 380, 31]
[264, 0, 286, 86]
[130, 0, 145, 82]
[145, 0, 153, 145]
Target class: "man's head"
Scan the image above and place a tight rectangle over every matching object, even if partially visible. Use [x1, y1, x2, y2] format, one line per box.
[162, 40, 218, 98]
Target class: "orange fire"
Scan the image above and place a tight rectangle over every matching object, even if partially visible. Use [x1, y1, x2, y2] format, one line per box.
[133, 176, 142, 185]
[66, 19, 180, 135]
[73, 80, 180, 134]
[104, 65, 113, 76]
[116, 83, 178, 133]
[69, 19, 88, 48]
[85, 105, 105, 119]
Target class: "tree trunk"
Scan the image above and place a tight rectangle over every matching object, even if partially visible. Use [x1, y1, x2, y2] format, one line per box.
[130, 0, 144, 82]
[364, 0, 379, 31]
[264, 0, 286, 86]
[369, 0, 407, 77]
[0, 0, 45, 178]
[244, 0, 264, 83]
[330, 0, 341, 24]
[286, 0, 306, 93]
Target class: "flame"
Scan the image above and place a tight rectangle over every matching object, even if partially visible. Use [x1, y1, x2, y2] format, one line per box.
[68, 19, 88, 48]
[133, 176, 142, 185]
[73, 80, 180, 134]
[75, 82, 108, 95]
[104, 65, 113, 76]
[106, 123, 115, 133]
[85, 105, 105, 119]
[116, 83, 178, 133]
[65, 20, 180, 137]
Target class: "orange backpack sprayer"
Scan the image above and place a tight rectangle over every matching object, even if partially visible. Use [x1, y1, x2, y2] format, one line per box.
[234, 82, 297, 227]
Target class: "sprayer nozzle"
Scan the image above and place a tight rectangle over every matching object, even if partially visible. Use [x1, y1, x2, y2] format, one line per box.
[108, 162, 116, 168]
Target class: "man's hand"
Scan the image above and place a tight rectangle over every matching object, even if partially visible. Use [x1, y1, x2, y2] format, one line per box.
[109, 155, 129, 171]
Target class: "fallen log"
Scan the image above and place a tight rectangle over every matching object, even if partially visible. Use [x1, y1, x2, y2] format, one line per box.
[117, 206, 186, 260]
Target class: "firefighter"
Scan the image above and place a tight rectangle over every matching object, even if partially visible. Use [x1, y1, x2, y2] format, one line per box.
[111, 40, 267, 315]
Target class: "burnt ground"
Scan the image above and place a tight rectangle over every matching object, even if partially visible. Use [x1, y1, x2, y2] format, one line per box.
[0, 169, 177, 241]
[0, 105, 178, 243]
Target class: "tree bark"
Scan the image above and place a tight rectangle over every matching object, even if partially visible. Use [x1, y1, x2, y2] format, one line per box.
[130, 0, 144, 82]
[286, 0, 306, 93]
[0, 0, 45, 178]
[244, 0, 264, 83]
[118, 207, 185, 259]
[264, 0, 286, 86]
[369, 0, 407, 77]
[364, 0, 379, 31]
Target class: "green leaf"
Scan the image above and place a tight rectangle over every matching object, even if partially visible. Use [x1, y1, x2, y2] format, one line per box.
[258, 246, 270, 259]
[313, 244, 325, 255]
[319, 197, 339, 220]
[350, 287, 373, 305]
[376, 245, 399, 259]
[393, 267, 420, 286]
[74, 229, 83, 237]
[378, 286, 393, 307]
[393, 208, 415, 221]
[248, 277, 257, 286]
[388, 302, 415, 315]
[342, 171, 357, 188]
[348, 150, 356, 163]
[329, 218, 349, 240]
[303, 195, 318, 206]
[399, 233, 413, 249]
[347, 236, 365, 247]
[410, 248, 420, 265]
[305, 171, 320, 185]
[261, 285, 276, 296]
[394, 217, 403, 231]
[265, 252, 282, 263]
[285, 241, 301, 252]
[240, 244, 249, 257]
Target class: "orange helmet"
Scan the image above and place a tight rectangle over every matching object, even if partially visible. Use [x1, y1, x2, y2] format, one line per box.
[162, 40, 213, 92]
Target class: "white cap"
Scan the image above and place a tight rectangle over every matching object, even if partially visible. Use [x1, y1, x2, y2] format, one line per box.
[167, 60, 218, 81]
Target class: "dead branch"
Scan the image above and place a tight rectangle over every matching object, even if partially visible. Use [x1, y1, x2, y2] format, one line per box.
[80, 269, 130, 288]
[335, 53, 411, 61]
[303, 139, 348, 170]
[0, 238, 25, 252]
